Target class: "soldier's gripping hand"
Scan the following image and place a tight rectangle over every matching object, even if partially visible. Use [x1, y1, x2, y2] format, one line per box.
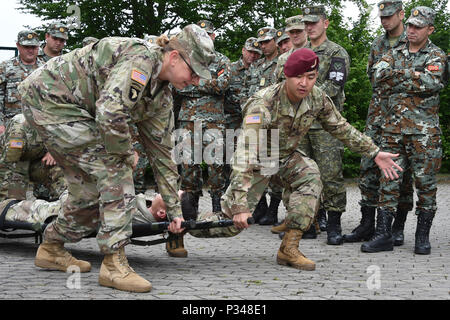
[233, 212, 253, 229]
[374, 151, 402, 180]
[168, 217, 185, 234]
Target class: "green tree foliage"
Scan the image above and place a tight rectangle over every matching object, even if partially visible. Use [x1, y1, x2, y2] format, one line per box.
[17, 0, 450, 176]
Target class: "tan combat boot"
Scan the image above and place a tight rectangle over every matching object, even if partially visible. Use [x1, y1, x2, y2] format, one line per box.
[165, 233, 188, 258]
[271, 220, 288, 234]
[99, 246, 152, 293]
[276, 229, 316, 271]
[35, 240, 91, 272]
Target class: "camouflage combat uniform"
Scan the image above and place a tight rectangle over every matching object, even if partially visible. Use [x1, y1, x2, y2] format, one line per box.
[0, 32, 44, 128]
[359, 1, 414, 212]
[374, 29, 447, 215]
[18, 30, 213, 254]
[176, 50, 231, 199]
[0, 114, 67, 201]
[299, 7, 351, 214]
[222, 82, 380, 231]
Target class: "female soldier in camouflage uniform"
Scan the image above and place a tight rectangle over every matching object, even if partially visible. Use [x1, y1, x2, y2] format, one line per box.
[18, 24, 215, 293]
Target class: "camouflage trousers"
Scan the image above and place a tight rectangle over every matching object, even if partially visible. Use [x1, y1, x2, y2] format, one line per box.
[23, 107, 136, 255]
[178, 120, 226, 197]
[1, 190, 68, 228]
[379, 133, 442, 213]
[298, 128, 346, 212]
[223, 151, 322, 232]
[133, 141, 153, 194]
[358, 127, 414, 211]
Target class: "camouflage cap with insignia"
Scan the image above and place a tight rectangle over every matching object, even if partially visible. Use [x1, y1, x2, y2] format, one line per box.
[17, 30, 40, 46]
[144, 35, 158, 44]
[82, 37, 98, 47]
[276, 28, 290, 45]
[406, 6, 436, 27]
[175, 24, 215, 80]
[47, 22, 69, 40]
[378, 0, 403, 17]
[244, 37, 262, 55]
[302, 6, 327, 23]
[197, 20, 214, 34]
[257, 27, 277, 42]
[285, 15, 305, 32]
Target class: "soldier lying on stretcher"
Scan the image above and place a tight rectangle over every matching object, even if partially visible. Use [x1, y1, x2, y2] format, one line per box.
[1, 190, 241, 257]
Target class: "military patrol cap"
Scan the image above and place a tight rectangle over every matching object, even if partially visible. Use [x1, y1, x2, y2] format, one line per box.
[197, 20, 214, 34]
[406, 6, 436, 27]
[17, 30, 40, 46]
[302, 6, 327, 23]
[47, 22, 69, 40]
[257, 27, 277, 42]
[285, 15, 305, 32]
[276, 28, 290, 45]
[175, 24, 215, 80]
[144, 35, 158, 44]
[378, 0, 403, 17]
[82, 37, 98, 47]
[244, 37, 262, 55]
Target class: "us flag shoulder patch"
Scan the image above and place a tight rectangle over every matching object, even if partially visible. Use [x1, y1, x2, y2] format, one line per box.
[245, 114, 261, 124]
[131, 69, 148, 86]
[9, 139, 23, 149]
[427, 65, 439, 72]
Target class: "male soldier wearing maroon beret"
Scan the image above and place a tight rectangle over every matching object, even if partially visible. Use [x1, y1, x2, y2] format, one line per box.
[223, 48, 402, 270]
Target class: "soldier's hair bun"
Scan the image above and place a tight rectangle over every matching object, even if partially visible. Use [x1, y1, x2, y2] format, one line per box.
[156, 34, 170, 47]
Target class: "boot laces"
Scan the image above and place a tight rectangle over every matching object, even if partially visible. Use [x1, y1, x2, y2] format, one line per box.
[117, 249, 135, 275]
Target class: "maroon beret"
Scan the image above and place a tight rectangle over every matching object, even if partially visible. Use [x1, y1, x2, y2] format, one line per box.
[284, 48, 319, 77]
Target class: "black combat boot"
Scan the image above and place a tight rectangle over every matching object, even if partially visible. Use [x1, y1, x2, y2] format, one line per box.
[414, 211, 435, 255]
[302, 222, 317, 239]
[211, 193, 222, 213]
[343, 206, 376, 242]
[252, 195, 268, 223]
[180, 192, 198, 221]
[392, 207, 409, 246]
[326, 211, 343, 245]
[317, 209, 327, 231]
[259, 196, 281, 225]
[361, 209, 394, 253]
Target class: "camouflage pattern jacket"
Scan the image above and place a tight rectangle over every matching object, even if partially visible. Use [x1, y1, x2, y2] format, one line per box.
[242, 55, 279, 104]
[18, 37, 182, 219]
[224, 58, 248, 121]
[0, 56, 44, 126]
[176, 51, 231, 124]
[305, 39, 350, 129]
[229, 82, 379, 215]
[365, 29, 408, 131]
[374, 39, 447, 135]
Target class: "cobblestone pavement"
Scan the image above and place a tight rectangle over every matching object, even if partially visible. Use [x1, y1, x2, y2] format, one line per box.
[1, 178, 449, 300]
